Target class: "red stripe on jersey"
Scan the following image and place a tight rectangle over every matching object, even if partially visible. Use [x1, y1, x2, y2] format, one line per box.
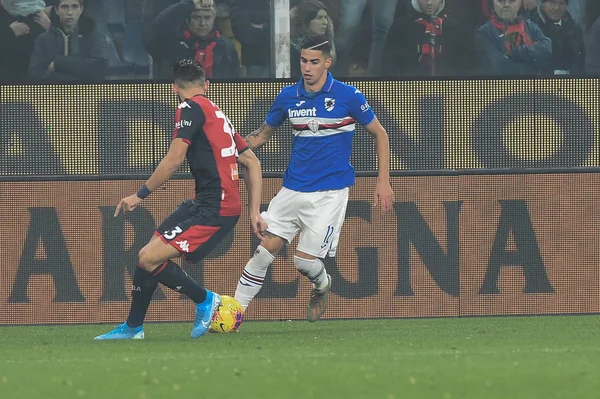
[292, 118, 355, 131]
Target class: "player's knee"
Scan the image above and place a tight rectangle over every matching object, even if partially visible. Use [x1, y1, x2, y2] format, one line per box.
[261, 233, 285, 255]
[137, 246, 155, 271]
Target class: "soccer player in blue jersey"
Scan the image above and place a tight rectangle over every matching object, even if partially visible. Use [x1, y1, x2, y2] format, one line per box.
[235, 36, 394, 321]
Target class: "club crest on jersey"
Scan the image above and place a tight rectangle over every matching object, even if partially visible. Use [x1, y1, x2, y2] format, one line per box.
[307, 119, 319, 133]
[324, 97, 335, 112]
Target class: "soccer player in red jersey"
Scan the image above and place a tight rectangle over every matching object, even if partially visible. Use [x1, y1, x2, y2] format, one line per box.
[95, 60, 266, 340]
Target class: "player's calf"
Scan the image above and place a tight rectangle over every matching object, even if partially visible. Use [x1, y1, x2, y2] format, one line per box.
[235, 245, 274, 310]
[235, 232, 285, 310]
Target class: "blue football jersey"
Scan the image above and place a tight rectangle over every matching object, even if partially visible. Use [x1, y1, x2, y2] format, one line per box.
[265, 73, 376, 192]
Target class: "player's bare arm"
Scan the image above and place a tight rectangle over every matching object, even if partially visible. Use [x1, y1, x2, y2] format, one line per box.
[238, 149, 268, 241]
[114, 138, 189, 216]
[244, 122, 275, 150]
[365, 117, 394, 213]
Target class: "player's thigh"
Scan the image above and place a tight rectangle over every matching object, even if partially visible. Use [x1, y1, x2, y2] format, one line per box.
[297, 188, 349, 258]
[262, 187, 303, 244]
[138, 237, 181, 270]
[137, 200, 195, 269]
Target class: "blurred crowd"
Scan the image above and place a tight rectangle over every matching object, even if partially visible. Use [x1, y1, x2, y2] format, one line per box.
[1, 0, 599, 82]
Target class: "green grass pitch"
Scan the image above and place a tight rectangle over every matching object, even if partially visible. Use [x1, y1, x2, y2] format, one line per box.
[1, 316, 599, 399]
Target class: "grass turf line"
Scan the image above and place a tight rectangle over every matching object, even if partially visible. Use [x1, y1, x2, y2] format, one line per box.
[0, 316, 599, 399]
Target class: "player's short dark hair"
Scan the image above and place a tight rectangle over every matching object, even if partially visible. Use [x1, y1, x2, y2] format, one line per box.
[172, 59, 206, 87]
[300, 35, 332, 58]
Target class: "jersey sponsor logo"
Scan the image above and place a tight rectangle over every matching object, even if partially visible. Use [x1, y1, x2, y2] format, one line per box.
[230, 163, 239, 181]
[324, 98, 335, 112]
[178, 101, 191, 109]
[175, 119, 192, 129]
[360, 102, 371, 112]
[176, 240, 190, 252]
[288, 107, 317, 118]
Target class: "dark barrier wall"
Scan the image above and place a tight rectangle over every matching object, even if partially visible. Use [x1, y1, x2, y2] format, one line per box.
[1, 79, 599, 176]
[0, 175, 598, 324]
[1, 80, 599, 324]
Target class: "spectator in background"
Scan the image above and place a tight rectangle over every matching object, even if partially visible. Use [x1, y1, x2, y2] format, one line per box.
[475, 0, 551, 75]
[530, 0, 585, 75]
[143, 0, 228, 59]
[382, 0, 466, 77]
[583, 0, 600, 74]
[290, 0, 335, 79]
[0, 0, 51, 81]
[449, 0, 536, 31]
[334, 0, 398, 77]
[229, 0, 270, 78]
[512, 0, 588, 23]
[142, 0, 177, 59]
[29, 0, 107, 81]
[148, 0, 240, 79]
[480, 0, 538, 18]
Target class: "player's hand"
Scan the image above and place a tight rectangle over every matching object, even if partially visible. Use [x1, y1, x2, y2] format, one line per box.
[250, 212, 268, 242]
[374, 180, 394, 213]
[10, 21, 30, 37]
[114, 194, 143, 216]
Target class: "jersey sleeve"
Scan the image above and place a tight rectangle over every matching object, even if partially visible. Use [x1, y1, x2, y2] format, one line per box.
[348, 88, 376, 126]
[172, 101, 206, 144]
[264, 90, 288, 128]
[233, 129, 249, 155]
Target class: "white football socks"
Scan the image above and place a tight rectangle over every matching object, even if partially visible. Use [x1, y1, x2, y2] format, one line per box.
[235, 246, 274, 310]
[294, 256, 329, 291]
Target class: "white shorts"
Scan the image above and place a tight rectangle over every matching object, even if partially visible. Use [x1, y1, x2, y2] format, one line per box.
[262, 187, 349, 258]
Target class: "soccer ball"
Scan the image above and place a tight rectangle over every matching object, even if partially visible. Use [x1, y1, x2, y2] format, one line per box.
[210, 295, 244, 333]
